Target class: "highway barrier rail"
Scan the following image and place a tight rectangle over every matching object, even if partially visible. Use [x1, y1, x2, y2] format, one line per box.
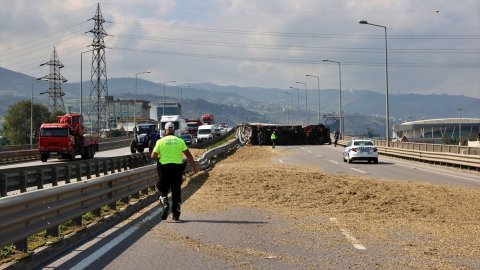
[0, 153, 152, 197]
[0, 136, 132, 165]
[0, 125, 248, 260]
[340, 136, 480, 171]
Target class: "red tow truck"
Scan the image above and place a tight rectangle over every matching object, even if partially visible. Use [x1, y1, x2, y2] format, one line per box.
[185, 119, 202, 137]
[38, 113, 99, 162]
[201, 114, 214, 125]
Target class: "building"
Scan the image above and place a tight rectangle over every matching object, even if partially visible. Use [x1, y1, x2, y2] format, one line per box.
[393, 118, 480, 144]
[106, 96, 151, 131]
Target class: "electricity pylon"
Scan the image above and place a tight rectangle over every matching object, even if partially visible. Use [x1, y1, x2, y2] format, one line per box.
[40, 47, 67, 113]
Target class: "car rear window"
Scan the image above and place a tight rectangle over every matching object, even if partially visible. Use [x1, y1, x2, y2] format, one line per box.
[354, 141, 374, 146]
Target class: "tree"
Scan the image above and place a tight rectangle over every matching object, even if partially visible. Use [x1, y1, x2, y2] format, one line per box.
[3, 100, 50, 145]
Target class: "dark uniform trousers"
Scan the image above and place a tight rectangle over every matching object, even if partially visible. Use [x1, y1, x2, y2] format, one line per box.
[156, 162, 187, 215]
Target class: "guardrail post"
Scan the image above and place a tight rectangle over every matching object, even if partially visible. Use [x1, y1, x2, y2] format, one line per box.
[65, 165, 71, 184]
[0, 173, 7, 197]
[37, 168, 44, 190]
[77, 164, 83, 181]
[123, 157, 128, 171]
[46, 225, 59, 238]
[95, 161, 100, 177]
[110, 159, 116, 174]
[103, 160, 109, 176]
[108, 180, 116, 210]
[14, 238, 28, 252]
[51, 166, 58, 187]
[86, 162, 92, 180]
[72, 216, 83, 227]
[21, 170, 28, 193]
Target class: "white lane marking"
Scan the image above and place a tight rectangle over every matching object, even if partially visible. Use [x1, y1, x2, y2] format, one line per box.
[395, 163, 480, 183]
[316, 154, 323, 158]
[300, 146, 306, 150]
[330, 217, 366, 250]
[307, 150, 312, 154]
[351, 168, 366, 174]
[278, 159, 283, 164]
[328, 160, 339, 164]
[71, 207, 162, 270]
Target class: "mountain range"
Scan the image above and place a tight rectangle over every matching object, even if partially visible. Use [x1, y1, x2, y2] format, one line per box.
[1, 67, 479, 136]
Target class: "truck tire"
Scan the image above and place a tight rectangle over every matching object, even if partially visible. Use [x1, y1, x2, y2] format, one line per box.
[90, 145, 96, 158]
[41, 153, 48, 162]
[138, 147, 144, 153]
[130, 140, 136, 154]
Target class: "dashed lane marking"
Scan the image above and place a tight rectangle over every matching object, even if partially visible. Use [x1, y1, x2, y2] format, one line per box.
[350, 168, 366, 174]
[307, 150, 312, 154]
[316, 154, 323, 158]
[330, 217, 366, 250]
[328, 160, 339, 164]
[278, 159, 283, 164]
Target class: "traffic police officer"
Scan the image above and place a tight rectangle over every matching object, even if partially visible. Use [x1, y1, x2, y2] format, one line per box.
[151, 122, 198, 221]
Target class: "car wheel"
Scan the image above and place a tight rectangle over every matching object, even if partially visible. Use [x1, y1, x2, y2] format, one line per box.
[348, 156, 353, 163]
[343, 155, 347, 162]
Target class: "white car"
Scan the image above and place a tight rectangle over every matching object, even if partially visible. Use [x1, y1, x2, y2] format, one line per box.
[343, 138, 378, 164]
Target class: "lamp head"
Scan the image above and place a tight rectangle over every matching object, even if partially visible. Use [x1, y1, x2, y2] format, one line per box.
[359, 20, 368, 25]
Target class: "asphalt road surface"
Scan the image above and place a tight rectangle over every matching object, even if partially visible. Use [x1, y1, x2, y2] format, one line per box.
[35, 144, 480, 269]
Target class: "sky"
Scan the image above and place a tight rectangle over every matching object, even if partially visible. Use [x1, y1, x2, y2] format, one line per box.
[1, 0, 479, 98]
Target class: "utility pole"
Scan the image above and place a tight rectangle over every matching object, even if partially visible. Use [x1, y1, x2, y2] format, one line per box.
[40, 47, 67, 113]
[87, 3, 109, 135]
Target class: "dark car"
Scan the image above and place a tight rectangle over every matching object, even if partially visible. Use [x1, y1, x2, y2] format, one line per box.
[179, 134, 193, 145]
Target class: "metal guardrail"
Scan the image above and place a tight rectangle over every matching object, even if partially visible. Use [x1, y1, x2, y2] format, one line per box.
[338, 136, 480, 171]
[0, 153, 152, 197]
[0, 137, 132, 165]
[0, 127, 245, 254]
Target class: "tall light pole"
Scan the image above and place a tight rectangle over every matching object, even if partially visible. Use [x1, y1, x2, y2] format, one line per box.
[322, 59, 343, 139]
[134, 71, 151, 127]
[359, 20, 390, 146]
[295, 81, 308, 125]
[306, 74, 320, 124]
[284, 91, 293, 125]
[163, 80, 175, 116]
[289, 86, 300, 112]
[458, 108, 463, 146]
[31, 78, 47, 148]
[80, 49, 93, 115]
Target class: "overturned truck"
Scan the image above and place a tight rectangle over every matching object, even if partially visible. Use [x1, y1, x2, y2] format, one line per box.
[250, 123, 331, 146]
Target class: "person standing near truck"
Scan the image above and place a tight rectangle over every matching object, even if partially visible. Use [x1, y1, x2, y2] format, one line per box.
[271, 130, 277, 149]
[151, 122, 198, 221]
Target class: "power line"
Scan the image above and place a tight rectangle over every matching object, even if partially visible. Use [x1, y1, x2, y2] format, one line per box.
[110, 47, 480, 68]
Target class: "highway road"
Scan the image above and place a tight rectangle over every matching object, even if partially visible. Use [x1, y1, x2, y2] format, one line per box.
[275, 145, 480, 188]
[35, 144, 479, 270]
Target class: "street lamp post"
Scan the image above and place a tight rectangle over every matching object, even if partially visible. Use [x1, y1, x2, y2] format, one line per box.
[359, 20, 390, 146]
[31, 78, 47, 148]
[163, 80, 176, 116]
[289, 86, 300, 112]
[322, 59, 343, 139]
[295, 81, 308, 125]
[306, 74, 320, 124]
[134, 71, 151, 127]
[284, 91, 293, 125]
[80, 49, 94, 115]
[458, 108, 463, 146]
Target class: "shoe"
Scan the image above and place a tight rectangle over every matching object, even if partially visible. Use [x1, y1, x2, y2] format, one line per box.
[172, 213, 180, 221]
[159, 196, 169, 220]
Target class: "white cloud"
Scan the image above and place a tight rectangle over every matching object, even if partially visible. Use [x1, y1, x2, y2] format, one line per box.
[0, 0, 478, 98]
